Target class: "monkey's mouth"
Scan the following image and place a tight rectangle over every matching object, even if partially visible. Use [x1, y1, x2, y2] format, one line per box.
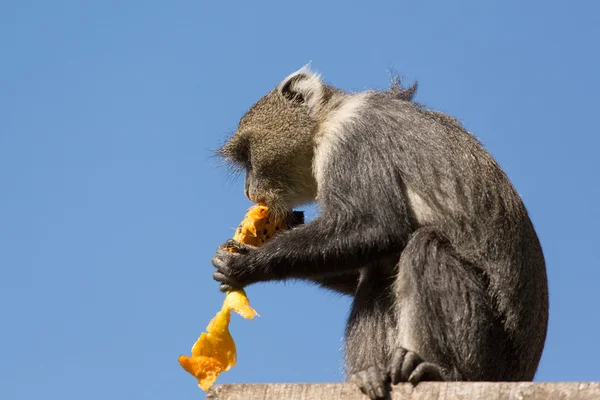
[252, 199, 303, 228]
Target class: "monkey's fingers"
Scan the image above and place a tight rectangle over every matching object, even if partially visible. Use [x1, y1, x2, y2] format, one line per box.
[219, 283, 236, 293]
[212, 247, 240, 269]
[212, 271, 243, 291]
[223, 239, 253, 254]
[407, 362, 444, 385]
[392, 348, 423, 383]
[389, 347, 444, 385]
[211, 250, 242, 287]
[400, 351, 422, 383]
[389, 347, 408, 384]
[350, 365, 389, 400]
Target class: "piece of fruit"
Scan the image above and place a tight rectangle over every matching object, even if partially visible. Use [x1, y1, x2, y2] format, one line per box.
[177, 289, 258, 391]
[178, 204, 288, 391]
[230, 204, 287, 247]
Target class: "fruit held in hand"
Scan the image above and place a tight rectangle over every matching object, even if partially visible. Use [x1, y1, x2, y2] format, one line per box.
[178, 204, 295, 391]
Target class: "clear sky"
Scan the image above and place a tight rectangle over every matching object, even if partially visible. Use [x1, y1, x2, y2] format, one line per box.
[1, 1, 599, 399]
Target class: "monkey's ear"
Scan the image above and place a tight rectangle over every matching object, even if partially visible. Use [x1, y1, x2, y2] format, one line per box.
[278, 64, 325, 115]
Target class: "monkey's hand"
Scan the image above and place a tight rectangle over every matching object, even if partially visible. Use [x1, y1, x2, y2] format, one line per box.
[212, 239, 262, 292]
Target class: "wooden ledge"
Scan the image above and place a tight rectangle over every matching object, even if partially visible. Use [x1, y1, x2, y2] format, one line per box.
[207, 382, 600, 399]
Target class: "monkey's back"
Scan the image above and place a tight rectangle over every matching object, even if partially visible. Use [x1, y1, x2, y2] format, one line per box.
[344, 93, 549, 379]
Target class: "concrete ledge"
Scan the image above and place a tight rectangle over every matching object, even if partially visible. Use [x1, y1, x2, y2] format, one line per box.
[207, 382, 600, 400]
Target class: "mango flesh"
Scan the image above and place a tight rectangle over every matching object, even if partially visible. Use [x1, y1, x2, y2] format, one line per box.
[231, 204, 287, 247]
[178, 204, 286, 391]
[177, 289, 258, 391]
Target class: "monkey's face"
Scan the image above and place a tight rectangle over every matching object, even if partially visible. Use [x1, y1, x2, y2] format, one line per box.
[218, 83, 321, 219]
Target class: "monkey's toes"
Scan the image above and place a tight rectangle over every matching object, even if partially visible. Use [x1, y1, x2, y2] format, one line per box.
[408, 362, 444, 384]
[389, 347, 444, 385]
[350, 364, 391, 400]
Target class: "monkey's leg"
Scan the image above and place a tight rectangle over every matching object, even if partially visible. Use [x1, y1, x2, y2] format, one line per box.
[391, 226, 507, 383]
[346, 265, 398, 400]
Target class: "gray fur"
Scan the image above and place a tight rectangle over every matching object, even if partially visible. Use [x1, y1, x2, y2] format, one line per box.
[213, 66, 548, 399]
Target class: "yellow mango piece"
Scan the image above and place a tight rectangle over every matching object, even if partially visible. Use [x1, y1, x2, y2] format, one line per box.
[178, 204, 286, 391]
[231, 204, 287, 247]
[178, 288, 257, 391]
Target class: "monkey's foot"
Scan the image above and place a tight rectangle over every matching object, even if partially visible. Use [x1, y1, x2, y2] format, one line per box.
[389, 348, 444, 385]
[349, 364, 391, 400]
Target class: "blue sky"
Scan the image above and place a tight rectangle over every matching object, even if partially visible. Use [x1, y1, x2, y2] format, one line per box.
[1, 1, 599, 399]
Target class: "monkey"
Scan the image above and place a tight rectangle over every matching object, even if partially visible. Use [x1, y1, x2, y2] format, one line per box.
[211, 65, 549, 400]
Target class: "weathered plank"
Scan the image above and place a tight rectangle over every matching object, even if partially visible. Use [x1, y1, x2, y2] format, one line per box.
[207, 382, 600, 400]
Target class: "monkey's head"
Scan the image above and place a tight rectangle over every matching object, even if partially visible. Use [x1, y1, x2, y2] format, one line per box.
[218, 65, 338, 219]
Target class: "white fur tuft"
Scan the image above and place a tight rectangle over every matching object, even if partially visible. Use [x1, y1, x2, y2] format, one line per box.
[281, 62, 314, 81]
[296, 61, 313, 75]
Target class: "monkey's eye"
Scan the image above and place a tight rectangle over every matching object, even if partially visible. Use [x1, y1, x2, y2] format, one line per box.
[219, 134, 251, 167]
[228, 137, 251, 171]
[237, 140, 251, 168]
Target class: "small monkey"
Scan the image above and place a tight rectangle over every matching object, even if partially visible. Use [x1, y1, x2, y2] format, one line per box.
[212, 65, 548, 400]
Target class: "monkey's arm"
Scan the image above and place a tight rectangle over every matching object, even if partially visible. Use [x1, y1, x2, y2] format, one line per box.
[284, 211, 361, 295]
[309, 271, 360, 296]
[212, 213, 407, 290]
